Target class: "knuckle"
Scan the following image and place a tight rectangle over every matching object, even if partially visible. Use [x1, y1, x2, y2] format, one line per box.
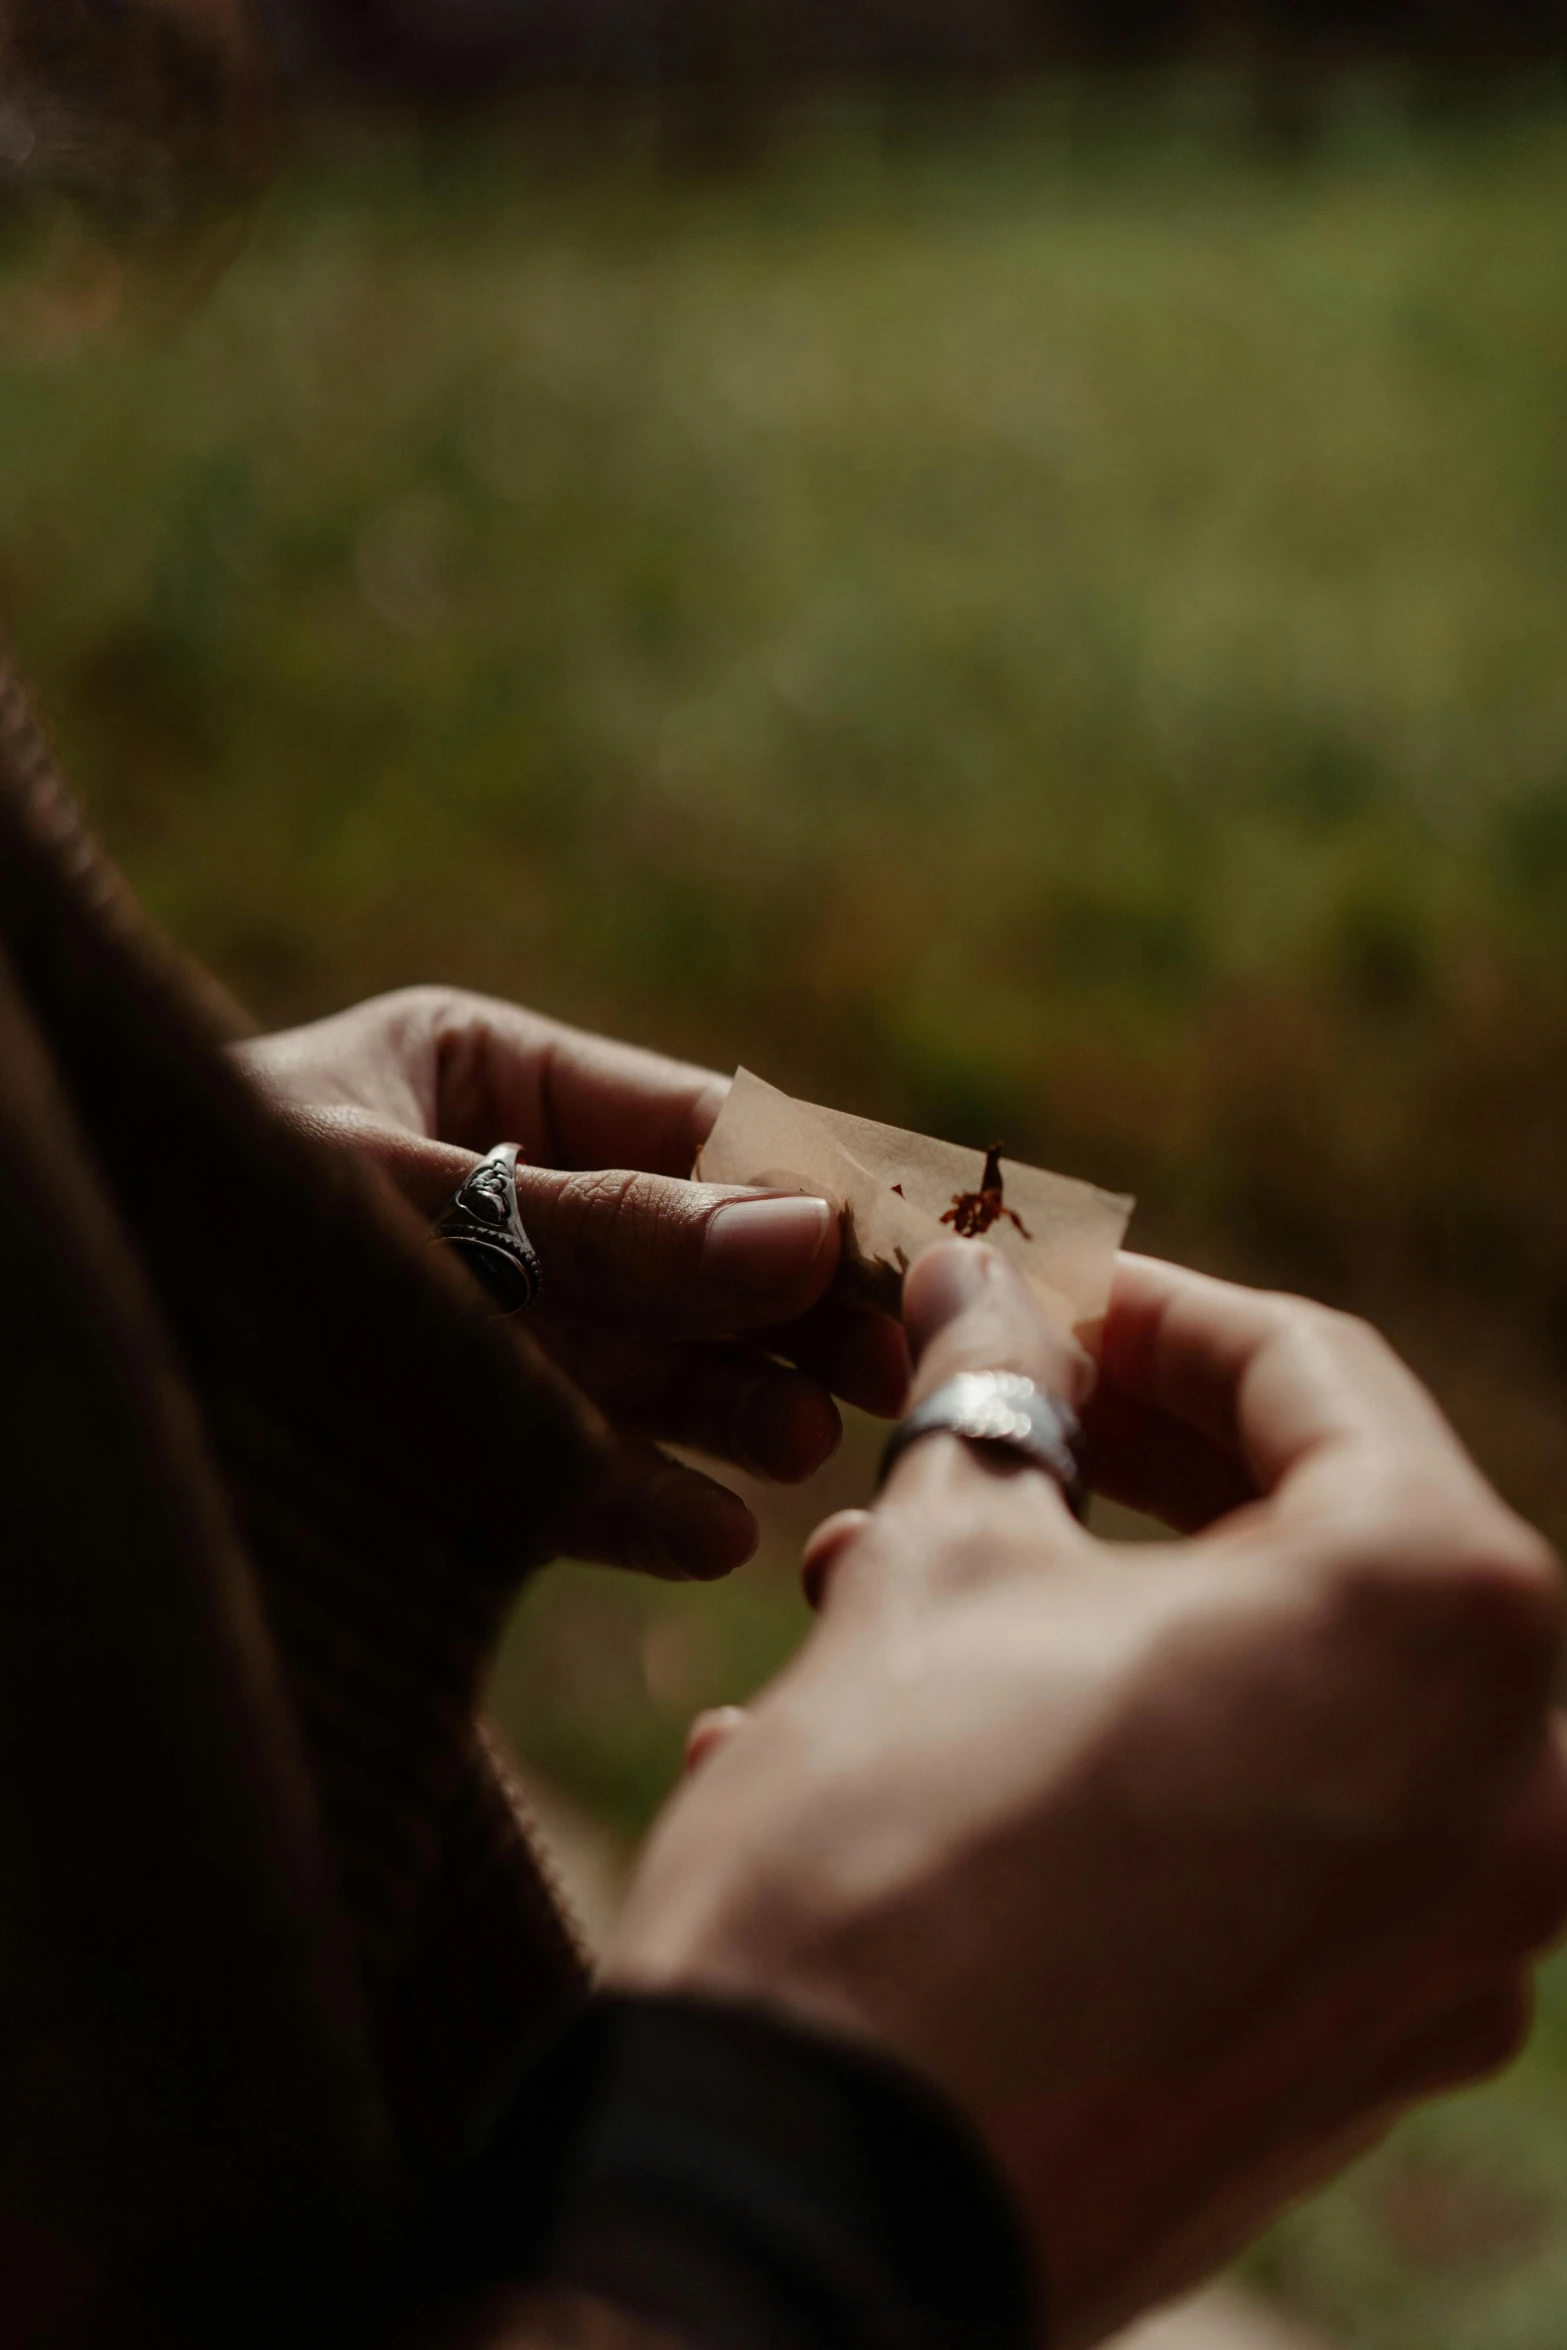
[1264, 1293, 1385, 1359]
[1318, 1304, 1388, 1355]
[1266, 1297, 1423, 1423]
[425, 986, 506, 1137]
[1328, 1506, 1561, 1686]
[573, 1168, 680, 1278]
[414, 981, 482, 1049]
[1311, 1521, 1562, 1823]
[1435, 1519, 1563, 1688]
[393, 980, 455, 1021]
[1261, 1294, 1406, 1407]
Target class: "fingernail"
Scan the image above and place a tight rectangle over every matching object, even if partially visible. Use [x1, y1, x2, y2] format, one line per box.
[656, 1485, 758, 1581]
[702, 1195, 832, 1297]
[742, 1381, 842, 1483]
[910, 1238, 1001, 1326]
[685, 1706, 748, 1773]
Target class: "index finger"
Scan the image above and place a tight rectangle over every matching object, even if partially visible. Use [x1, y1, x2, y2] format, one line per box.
[1101, 1254, 1499, 1522]
[430, 993, 728, 1177]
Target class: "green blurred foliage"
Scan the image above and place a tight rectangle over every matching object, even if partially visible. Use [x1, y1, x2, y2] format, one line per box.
[10, 84, 1567, 2343]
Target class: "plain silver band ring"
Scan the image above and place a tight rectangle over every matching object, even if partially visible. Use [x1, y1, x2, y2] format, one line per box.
[434, 1141, 544, 1315]
[878, 1371, 1087, 1520]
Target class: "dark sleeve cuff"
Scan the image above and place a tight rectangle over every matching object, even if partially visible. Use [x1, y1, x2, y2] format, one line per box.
[419, 1991, 1040, 2350]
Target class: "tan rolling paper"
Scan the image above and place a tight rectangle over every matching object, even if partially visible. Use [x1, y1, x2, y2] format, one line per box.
[696, 1068, 1133, 1346]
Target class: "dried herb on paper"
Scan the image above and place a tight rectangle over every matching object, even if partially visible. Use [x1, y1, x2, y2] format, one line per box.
[941, 1145, 1033, 1242]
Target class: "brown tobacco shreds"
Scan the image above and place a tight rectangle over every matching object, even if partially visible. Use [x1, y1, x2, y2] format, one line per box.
[890, 1182, 905, 1196]
[941, 1145, 1033, 1242]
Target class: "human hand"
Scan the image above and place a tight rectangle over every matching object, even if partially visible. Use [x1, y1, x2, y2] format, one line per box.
[609, 1245, 1567, 2346]
[238, 989, 908, 1580]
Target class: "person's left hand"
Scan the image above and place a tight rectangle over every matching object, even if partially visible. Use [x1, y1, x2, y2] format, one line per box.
[237, 987, 909, 1580]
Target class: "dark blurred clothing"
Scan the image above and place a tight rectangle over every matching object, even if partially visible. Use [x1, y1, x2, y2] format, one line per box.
[0, 630, 593, 2331]
[0, 638, 1031, 2349]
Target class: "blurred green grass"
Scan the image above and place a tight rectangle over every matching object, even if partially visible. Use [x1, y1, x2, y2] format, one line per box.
[10, 85, 1567, 2342]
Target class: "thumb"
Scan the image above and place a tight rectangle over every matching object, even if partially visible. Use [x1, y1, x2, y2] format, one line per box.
[813, 1247, 1096, 1621]
[902, 1241, 1093, 1417]
[513, 1165, 839, 1338]
[870, 1242, 1094, 1534]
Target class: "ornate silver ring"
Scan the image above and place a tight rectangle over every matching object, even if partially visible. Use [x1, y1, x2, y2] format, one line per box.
[434, 1142, 544, 1315]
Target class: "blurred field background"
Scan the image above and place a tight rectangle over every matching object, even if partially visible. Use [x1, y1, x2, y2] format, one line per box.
[10, 71, 1567, 2346]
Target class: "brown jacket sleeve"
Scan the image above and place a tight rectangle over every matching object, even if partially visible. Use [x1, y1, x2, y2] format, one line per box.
[0, 634, 608, 2340]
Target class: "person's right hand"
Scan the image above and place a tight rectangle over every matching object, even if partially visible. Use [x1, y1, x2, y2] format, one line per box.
[608, 1246, 1567, 2349]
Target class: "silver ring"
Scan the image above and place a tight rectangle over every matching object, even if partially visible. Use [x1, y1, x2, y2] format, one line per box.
[434, 1142, 544, 1315]
[879, 1371, 1086, 1519]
